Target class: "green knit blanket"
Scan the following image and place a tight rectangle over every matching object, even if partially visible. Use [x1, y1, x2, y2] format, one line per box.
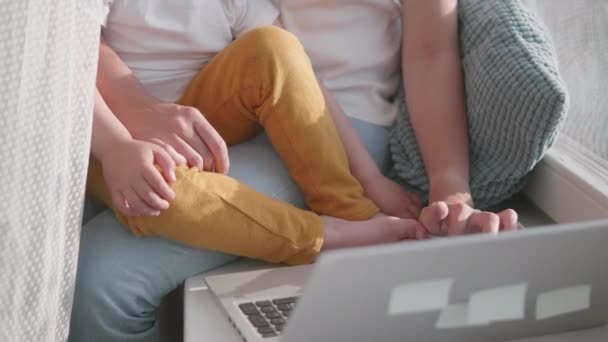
[389, 0, 569, 209]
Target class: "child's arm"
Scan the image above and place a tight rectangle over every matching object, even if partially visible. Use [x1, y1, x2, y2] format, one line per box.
[318, 83, 421, 219]
[402, 0, 519, 234]
[91, 88, 176, 217]
[97, 35, 229, 173]
[272, 18, 421, 218]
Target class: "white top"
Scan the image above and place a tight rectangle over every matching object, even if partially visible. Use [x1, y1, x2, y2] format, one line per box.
[277, 0, 402, 126]
[100, 0, 401, 126]
[101, 0, 279, 103]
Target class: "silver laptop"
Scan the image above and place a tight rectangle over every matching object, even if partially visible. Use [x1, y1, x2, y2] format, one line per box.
[205, 220, 608, 342]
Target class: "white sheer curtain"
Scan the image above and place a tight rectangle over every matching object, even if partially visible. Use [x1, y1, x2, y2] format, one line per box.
[524, 0, 608, 186]
[0, 1, 99, 341]
[0, 1, 605, 341]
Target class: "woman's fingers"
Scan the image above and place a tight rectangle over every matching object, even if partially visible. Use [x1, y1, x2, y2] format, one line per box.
[194, 118, 229, 174]
[467, 211, 500, 235]
[445, 202, 473, 236]
[421, 202, 521, 237]
[182, 132, 215, 171]
[174, 137, 205, 170]
[498, 209, 519, 231]
[419, 201, 449, 235]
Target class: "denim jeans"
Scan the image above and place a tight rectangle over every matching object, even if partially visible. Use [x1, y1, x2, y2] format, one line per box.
[69, 117, 389, 342]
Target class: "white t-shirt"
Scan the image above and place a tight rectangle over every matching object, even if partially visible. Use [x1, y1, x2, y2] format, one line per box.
[101, 0, 279, 103]
[277, 0, 402, 126]
[100, 1, 401, 127]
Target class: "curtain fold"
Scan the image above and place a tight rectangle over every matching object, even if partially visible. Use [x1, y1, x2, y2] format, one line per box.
[0, 1, 99, 341]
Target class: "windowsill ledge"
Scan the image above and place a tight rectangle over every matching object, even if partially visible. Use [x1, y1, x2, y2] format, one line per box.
[525, 141, 608, 223]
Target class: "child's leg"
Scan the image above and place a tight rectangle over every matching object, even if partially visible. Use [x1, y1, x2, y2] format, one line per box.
[87, 161, 421, 265]
[178, 26, 379, 221]
[87, 160, 323, 265]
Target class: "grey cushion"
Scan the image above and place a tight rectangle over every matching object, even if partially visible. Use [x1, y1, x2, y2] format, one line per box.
[389, 0, 569, 209]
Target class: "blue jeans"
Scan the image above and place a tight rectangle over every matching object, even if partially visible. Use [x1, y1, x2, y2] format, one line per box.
[69, 118, 389, 342]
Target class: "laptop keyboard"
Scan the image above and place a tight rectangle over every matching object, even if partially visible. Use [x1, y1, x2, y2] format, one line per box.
[238, 296, 298, 338]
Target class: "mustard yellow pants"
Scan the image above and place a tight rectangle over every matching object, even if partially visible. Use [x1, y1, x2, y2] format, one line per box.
[87, 26, 379, 265]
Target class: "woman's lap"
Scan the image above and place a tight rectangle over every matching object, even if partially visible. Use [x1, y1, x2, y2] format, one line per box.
[70, 117, 388, 342]
[70, 209, 237, 342]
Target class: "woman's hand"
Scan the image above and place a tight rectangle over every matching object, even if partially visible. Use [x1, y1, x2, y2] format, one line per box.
[419, 200, 519, 236]
[417, 174, 520, 236]
[99, 138, 177, 217]
[120, 101, 230, 174]
[97, 37, 229, 174]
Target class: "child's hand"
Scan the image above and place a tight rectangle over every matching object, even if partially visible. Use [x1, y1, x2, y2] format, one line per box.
[99, 139, 177, 217]
[364, 176, 422, 219]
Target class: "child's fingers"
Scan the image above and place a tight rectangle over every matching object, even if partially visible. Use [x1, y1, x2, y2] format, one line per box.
[111, 190, 135, 217]
[143, 164, 175, 202]
[122, 188, 145, 216]
[153, 148, 177, 183]
[153, 139, 188, 166]
[124, 187, 160, 217]
[135, 179, 170, 211]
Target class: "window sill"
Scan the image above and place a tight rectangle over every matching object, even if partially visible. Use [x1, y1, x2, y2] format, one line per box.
[524, 140, 608, 223]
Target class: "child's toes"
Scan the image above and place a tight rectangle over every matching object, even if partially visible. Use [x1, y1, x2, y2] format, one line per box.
[398, 219, 423, 240]
[415, 225, 428, 240]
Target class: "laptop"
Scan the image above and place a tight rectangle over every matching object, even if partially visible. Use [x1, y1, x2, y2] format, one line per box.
[205, 220, 608, 342]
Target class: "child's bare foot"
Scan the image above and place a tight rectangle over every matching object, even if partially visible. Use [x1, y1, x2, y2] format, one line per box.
[321, 216, 427, 251]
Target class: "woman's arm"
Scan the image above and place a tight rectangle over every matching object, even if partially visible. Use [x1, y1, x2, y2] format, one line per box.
[97, 36, 158, 116]
[402, 0, 471, 206]
[402, 0, 519, 234]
